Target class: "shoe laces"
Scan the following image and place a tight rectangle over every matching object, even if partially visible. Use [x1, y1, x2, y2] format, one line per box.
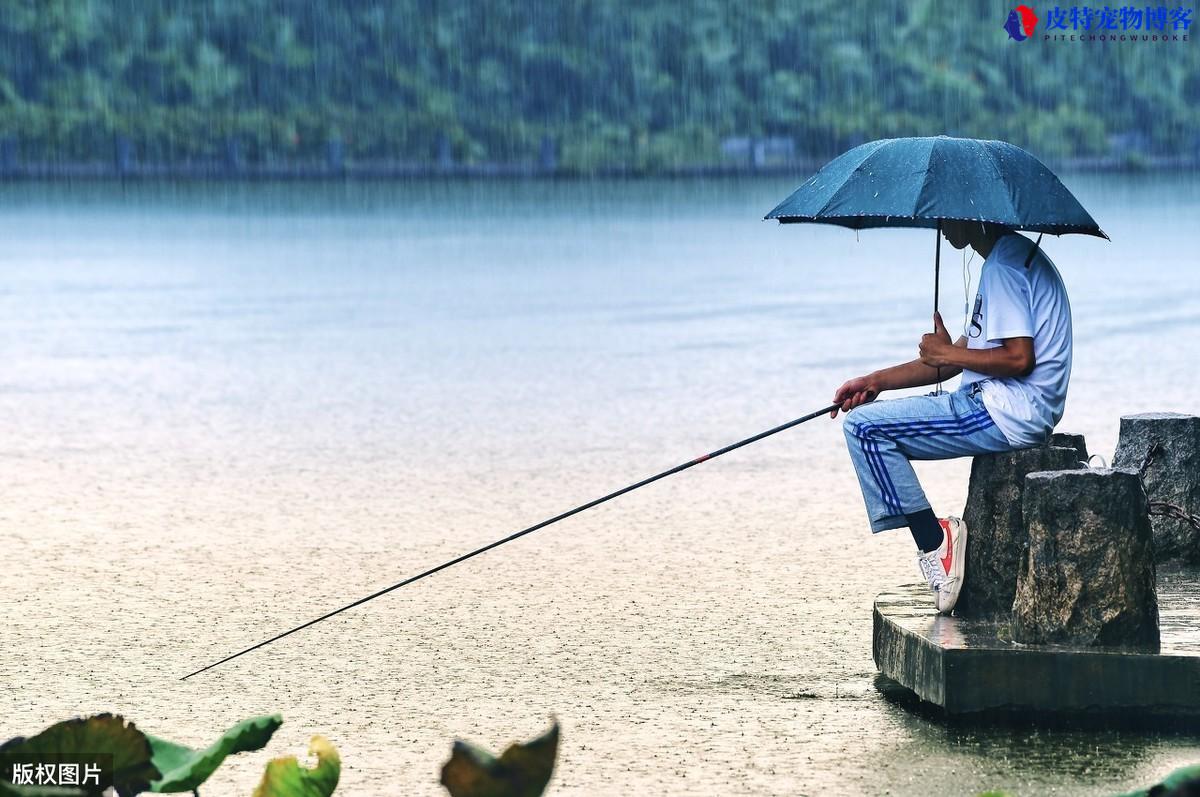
[917, 549, 947, 591]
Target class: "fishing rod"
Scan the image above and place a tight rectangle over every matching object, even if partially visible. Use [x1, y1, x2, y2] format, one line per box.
[181, 401, 841, 680]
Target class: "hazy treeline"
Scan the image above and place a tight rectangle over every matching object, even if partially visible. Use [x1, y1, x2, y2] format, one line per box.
[0, 0, 1196, 171]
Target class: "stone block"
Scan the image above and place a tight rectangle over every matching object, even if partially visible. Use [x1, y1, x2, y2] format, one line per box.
[1050, 432, 1089, 461]
[1112, 412, 1200, 563]
[873, 579, 1200, 721]
[1013, 469, 1159, 650]
[956, 440, 1086, 618]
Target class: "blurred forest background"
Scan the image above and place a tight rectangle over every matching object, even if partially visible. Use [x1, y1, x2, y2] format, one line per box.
[0, 0, 1197, 175]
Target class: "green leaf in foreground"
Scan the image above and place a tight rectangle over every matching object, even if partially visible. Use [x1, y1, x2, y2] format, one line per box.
[440, 722, 559, 797]
[0, 714, 159, 797]
[1116, 763, 1200, 796]
[251, 736, 340, 797]
[148, 714, 282, 793]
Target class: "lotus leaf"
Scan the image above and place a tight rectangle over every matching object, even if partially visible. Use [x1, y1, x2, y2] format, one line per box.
[148, 714, 282, 793]
[250, 736, 339, 797]
[1117, 763, 1200, 796]
[0, 714, 158, 797]
[440, 722, 559, 797]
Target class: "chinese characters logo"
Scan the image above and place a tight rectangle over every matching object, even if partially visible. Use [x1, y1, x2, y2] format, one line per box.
[1005, 5, 1041, 40]
[2, 754, 111, 791]
[7, 761, 103, 788]
[1005, 5, 1192, 41]
[1043, 4, 1192, 30]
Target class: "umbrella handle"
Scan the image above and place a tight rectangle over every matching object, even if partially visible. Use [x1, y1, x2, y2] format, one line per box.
[934, 221, 942, 394]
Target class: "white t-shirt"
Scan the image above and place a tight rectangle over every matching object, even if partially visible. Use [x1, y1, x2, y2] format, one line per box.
[958, 233, 1073, 447]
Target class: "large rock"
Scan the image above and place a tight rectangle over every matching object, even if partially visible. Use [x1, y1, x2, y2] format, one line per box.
[1013, 469, 1159, 650]
[1112, 412, 1200, 563]
[956, 438, 1087, 618]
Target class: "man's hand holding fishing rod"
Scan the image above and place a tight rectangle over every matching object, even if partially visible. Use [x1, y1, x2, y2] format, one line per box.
[828, 220, 1072, 616]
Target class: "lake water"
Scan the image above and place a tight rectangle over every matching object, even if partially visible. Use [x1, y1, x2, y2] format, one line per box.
[1, 174, 1198, 795]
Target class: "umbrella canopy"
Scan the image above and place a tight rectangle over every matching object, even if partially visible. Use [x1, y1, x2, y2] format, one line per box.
[765, 135, 1107, 239]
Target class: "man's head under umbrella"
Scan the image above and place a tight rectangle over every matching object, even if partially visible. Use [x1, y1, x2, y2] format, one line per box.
[942, 220, 1014, 258]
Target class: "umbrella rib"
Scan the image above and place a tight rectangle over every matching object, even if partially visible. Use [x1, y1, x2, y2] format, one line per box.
[807, 140, 890, 220]
[910, 138, 942, 224]
[981, 143, 1022, 229]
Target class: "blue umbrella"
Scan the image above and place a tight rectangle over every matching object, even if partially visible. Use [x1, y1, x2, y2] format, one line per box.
[766, 135, 1106, 237]
[765, 135, 1107, 317]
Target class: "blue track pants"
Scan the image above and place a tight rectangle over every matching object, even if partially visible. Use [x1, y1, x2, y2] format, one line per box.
[841, 385, 1016, 533]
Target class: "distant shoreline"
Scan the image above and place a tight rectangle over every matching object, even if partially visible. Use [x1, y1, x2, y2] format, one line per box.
[1, 156, 1196, 182]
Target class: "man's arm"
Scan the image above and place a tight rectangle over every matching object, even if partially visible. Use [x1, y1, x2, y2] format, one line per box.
[918, 312, 1034, 378]
[831, 333, 966, 419]
[830, 312, 1034, 419]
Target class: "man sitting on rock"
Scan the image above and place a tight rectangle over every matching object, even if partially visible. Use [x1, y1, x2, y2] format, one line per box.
[831, 221, 1072, 614]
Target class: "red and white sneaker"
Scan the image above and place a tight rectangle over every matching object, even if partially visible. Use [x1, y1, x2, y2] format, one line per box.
[915, 516, 968, 614]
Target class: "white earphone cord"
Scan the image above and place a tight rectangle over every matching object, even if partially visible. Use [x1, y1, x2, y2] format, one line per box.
[961, 248, 976, 337]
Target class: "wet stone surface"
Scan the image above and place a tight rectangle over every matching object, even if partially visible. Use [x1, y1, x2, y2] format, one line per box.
[957, 440, 1086, 619]
[1113, 412, 1200, 564]
[1014, 469, 1160, 650]
[1049, 432, 1090, 461]
[874, 566, 1200, 721]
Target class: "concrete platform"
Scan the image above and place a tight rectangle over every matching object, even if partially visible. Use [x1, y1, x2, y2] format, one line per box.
[873, 567, 1200, 723]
